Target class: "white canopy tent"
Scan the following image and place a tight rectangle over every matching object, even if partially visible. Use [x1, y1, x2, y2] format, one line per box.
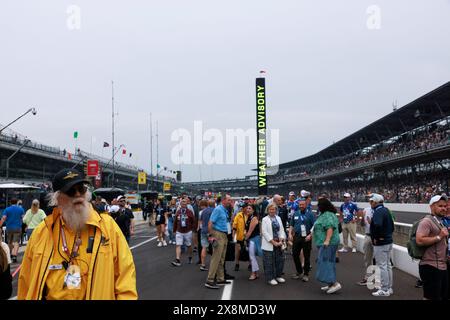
[0, 183, 40, 189]
[0, 183, 41, 211]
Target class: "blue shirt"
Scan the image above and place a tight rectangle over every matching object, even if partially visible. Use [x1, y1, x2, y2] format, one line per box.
[287, 200, 299, 213]
[2, 205, 25, 231]
[290, 209, 315, 235]
[270, 216, 281, 239]
[340, 202, 359, 223]
[200, 207, 214, 235]
[210, 205, 229, 233]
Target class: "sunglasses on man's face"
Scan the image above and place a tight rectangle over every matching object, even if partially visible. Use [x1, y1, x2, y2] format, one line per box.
[65, 184, 88, 197]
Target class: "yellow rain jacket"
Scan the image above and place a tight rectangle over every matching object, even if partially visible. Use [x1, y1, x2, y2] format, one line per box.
[18, 206, 137, 300]
[232, 211, 248, 242]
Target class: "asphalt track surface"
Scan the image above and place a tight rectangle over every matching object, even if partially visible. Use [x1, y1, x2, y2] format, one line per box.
[389, 210, 425, 225]
[10, 218, 423, 300]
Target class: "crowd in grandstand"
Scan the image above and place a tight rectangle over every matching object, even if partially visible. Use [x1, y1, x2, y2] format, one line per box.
[272, 120, 450, 183]
[310, 176, 446, 204]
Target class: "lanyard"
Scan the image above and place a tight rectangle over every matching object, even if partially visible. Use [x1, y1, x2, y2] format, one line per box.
[299, 213, 305, 223]
[60, 217, 82, 262]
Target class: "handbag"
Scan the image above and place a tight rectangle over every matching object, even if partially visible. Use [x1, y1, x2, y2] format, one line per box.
[225, 241, 235, 261]
[239, 243, 249, 262]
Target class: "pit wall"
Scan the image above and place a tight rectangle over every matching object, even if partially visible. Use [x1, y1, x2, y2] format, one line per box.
[311, 201, 429, 214]
[311, 201, 422, 278]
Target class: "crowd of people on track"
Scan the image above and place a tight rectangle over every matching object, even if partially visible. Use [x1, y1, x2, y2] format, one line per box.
[1, 167, 449, 300]
[137, 188, 450, 300]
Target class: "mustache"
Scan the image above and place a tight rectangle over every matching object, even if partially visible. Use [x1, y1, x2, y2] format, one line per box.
[72, 198, 87, 205]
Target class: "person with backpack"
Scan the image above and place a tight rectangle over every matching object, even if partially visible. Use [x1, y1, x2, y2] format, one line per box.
[415, 194, 448, 300]
[369, 193, 394, 297]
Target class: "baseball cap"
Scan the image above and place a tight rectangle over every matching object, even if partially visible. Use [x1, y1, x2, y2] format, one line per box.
[109, 205, 120, 213]
[243, 196, 249, 200]
[369, 193, 384, 203]
[343, 192, 351, 198]
[52, 168, 90, 193]
[429, 194, 448, 206]
[300, 190, 311, 197]
[117, 195, 126, 201]
[288, 191, 295, 196]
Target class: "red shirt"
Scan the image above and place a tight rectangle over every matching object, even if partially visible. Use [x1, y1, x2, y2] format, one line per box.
[173, 208, 195, 233]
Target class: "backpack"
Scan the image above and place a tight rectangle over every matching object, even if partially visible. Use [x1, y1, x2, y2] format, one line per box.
[407, 215, 442, 260]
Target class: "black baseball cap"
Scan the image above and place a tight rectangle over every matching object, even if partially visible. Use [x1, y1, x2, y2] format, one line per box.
[52, 168, 90, 193]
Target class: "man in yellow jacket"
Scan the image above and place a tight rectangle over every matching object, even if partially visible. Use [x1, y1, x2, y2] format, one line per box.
[18, 168, 137, 300]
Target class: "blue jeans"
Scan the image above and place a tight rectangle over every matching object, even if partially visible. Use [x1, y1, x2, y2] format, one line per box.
[167, 218, 175, 242]
[315, 245, 338, 285]
[26, 229, 34, 240]
[373, 243, 393, 291]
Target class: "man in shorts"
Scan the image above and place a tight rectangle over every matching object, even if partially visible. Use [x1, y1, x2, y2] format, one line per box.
[0, 198, 25, 263]
[171, 198, 195, 267]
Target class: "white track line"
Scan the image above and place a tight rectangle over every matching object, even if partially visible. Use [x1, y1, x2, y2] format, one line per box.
[220, 280, 234, 300]
[130, 236, 158, 250]
[9, 235, 157, 300]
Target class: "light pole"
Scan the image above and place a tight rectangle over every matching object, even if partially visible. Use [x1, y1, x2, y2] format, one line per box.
[0, 108, 37, 135]
[6, 139, 30, 180]
[104, 144, 125, 187]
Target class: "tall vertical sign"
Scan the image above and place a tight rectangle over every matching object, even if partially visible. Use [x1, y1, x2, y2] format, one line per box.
[256, 77, 268, 195]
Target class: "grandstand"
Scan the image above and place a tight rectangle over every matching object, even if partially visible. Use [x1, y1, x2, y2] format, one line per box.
[0, 126, 181, 193]
[187, 82, 450, 202]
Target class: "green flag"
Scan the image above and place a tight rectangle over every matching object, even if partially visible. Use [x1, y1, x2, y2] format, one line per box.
[73, 131, 78, 139]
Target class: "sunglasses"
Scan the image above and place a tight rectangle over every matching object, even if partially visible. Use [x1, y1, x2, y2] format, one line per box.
[65, 184, 88, 197]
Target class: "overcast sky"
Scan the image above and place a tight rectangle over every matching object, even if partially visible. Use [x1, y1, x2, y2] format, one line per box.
[1, 0, 449, 182]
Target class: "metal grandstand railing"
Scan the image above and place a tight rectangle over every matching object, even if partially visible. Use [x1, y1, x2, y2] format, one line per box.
[0, 124, 148, 176]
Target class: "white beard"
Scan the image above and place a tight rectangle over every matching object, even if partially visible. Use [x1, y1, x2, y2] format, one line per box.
[61, 198, 90, 232]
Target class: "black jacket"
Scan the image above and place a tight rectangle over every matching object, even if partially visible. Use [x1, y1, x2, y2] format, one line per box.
[370, 204, 394, 246]
[0, 264, 12, 300]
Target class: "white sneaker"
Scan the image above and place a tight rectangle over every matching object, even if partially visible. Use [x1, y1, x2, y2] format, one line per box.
[163, 241, 167, 247]
[321, 286, 330, 291]
[352, 248, 357, 253]
[326, 282, 342, 294]
[338, 248, 348, 253]
[276, 277, 286, 283]
[268, 279, 278, 286]
[372, 289, 390, 297]
[157, 241, 162, 247]
[388, 288, 394, 295]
